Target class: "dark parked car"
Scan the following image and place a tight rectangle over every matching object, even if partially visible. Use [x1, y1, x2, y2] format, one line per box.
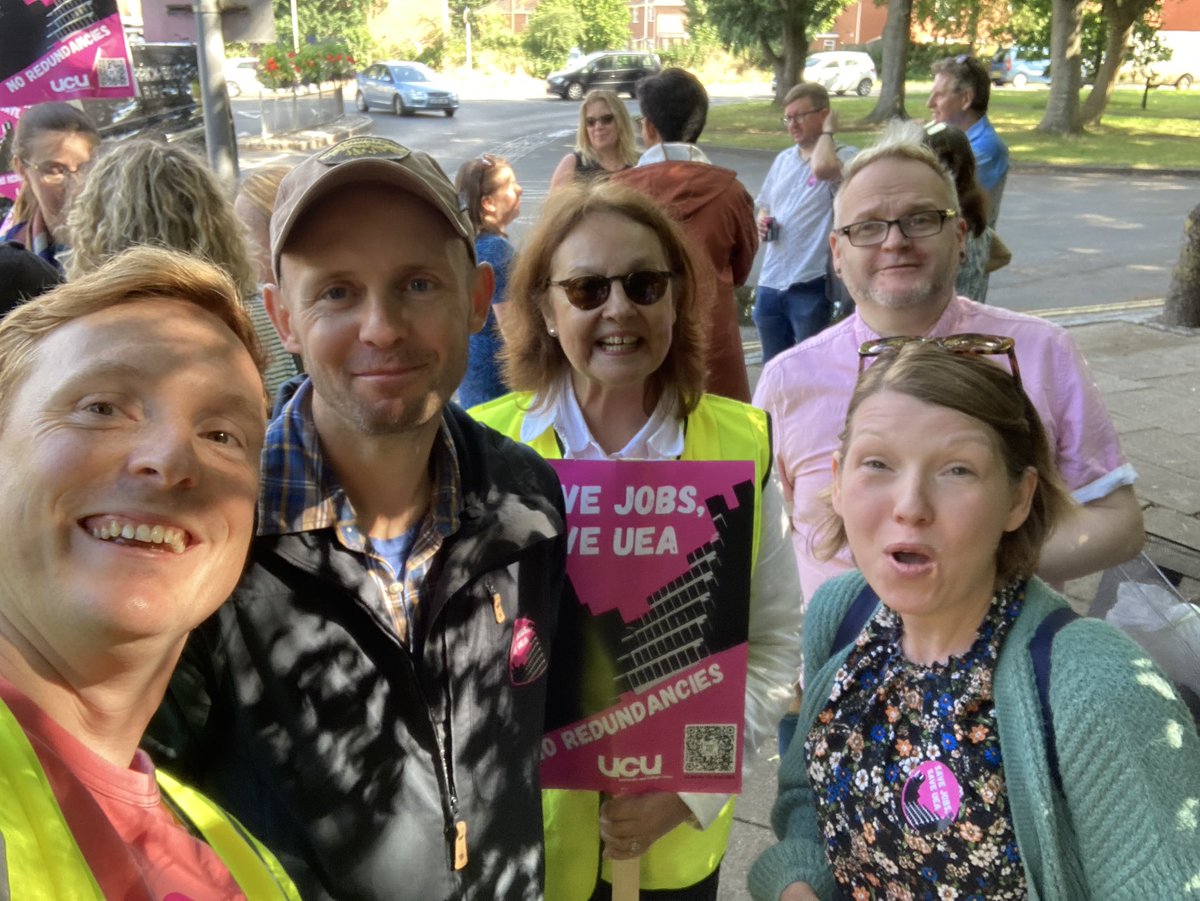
[355, 61, 459, 117]
[990, 48, 1052, 87]
[546, 51, 662, 101]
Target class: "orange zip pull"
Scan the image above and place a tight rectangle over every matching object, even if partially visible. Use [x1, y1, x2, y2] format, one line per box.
[454, 819, 469, 870]
[492, 590, 505, 624]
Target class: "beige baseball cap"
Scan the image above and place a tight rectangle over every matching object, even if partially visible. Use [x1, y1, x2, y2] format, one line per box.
[269, 136, 476, 278]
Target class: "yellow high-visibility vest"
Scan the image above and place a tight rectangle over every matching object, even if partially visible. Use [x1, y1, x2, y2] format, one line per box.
[0, 700, 300, 900]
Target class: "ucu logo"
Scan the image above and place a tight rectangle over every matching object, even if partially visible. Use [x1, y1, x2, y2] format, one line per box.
[597, 755, 662, 778]
[50, 75, 90, 92]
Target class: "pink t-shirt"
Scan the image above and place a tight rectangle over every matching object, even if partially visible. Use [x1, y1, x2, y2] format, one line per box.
[0, 679, 247, 900]
[752, 295, 1135, 603]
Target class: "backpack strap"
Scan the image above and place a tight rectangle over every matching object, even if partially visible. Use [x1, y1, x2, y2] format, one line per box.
[1029, 606, 1080, 793]
[832, 582, 880, 657]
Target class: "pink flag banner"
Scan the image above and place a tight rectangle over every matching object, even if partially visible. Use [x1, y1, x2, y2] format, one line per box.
[541, 459, 755, 794]
[0, 0, 134, 106]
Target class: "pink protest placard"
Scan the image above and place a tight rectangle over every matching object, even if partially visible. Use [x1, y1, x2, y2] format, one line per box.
[1, 1, 134, 106]
[541, 459, 755, 794]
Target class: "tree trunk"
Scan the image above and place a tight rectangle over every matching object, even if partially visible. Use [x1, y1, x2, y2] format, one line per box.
[1081, 17, 1134, 125]
[773, 0, 809, 104]
[1164, 202, 1200, 328]
[1037, 0, 1085, 135]
[864, 0, 911, 123]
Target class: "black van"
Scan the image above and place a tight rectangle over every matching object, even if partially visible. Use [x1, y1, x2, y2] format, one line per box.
[546, 51, 662, 101]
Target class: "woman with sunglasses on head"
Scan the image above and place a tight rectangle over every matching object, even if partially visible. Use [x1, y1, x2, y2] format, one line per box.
[549, 90, 639, 194]
[455, 153, 524, 407]
[1, 103, 100, 270]
[471, 181, 800, 901]
[751, 341, 1200, 901]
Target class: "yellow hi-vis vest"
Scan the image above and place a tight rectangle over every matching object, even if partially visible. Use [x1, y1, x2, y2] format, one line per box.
[470, 391, 772, 897]
[0, 700, 300, 900]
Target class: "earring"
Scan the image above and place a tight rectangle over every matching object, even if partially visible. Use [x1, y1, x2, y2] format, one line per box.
[548, 327, 558, 337]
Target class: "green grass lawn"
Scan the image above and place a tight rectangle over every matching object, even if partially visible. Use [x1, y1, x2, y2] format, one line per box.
[704, 86, 1200, 170]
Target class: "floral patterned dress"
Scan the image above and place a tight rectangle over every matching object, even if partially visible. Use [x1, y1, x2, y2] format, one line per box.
[805, 582, 1028, 900]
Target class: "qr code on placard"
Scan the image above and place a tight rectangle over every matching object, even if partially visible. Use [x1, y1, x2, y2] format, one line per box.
[96, 58, 130, 89]
[683, 724, 736, 775]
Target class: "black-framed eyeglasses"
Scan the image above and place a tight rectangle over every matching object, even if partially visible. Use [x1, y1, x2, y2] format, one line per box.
[549, 270, 674, 311]
[837, 209, 956, 247]
[20, 158, 92, 185]
[858, 333, 1022, 388]
[782, 109, 824, 125]
[586, 113, 615, 127]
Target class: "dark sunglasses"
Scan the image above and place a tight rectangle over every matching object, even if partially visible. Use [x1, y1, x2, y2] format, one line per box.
[549, 270, 673, 310]
[586, 113, 615, 127]
[857, 333, 1022, 388]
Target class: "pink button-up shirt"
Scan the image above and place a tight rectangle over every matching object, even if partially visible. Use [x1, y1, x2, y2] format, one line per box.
[752, 295, 1136, 602]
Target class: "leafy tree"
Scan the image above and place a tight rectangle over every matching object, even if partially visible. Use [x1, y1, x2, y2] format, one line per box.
[272, 0, 381, 61]
[576, 0, 630, 51]
[1037, 0, 1086, 134]
[1080, 0, 1160, 123]
[699, 0, 850, 102]
[523, 0, 586, 76]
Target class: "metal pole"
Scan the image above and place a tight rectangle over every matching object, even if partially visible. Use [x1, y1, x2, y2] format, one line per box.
[464, 8, 472, 71]
[290, 0, 300, 53]
[194, 0, 239, 185]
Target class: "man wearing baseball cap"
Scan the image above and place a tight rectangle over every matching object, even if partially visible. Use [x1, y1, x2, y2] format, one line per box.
[148, 137, 568, 900]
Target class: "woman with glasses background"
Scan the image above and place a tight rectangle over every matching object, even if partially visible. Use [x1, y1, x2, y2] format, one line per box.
[549, 89, 639, 194]
[1, 103, 100, 270]
[751, 341, 1200, 901]
[470, 181, 800, 901]
[454, 153, 524, 407]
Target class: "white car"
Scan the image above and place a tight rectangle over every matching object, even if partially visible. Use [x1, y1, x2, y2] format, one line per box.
[803, 51, 876, 96]
[223, 57, 263, 97]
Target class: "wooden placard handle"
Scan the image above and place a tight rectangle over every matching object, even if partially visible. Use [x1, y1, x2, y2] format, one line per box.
[611, 857, 639, 901]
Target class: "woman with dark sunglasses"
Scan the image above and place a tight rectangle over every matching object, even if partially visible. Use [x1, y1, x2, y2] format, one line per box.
[751, 342, 1200, 901]
[549, 89, 639, 194]
[454, 153, 524, 407]
[471, 181, 801, 901]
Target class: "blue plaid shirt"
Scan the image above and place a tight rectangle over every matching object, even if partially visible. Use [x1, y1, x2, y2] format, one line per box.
[257, 378, 462, 647]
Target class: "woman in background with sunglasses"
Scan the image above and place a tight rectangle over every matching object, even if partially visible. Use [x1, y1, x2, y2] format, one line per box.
[751, 341, 1200, 901]
[1, 103, 100, 270]
[471, 181, 800, 901]
[549, 89, 639, 194]
[455, 153, 523, 407]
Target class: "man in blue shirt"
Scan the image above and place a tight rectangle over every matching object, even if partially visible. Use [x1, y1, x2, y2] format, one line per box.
[927, 54, 1009, 225]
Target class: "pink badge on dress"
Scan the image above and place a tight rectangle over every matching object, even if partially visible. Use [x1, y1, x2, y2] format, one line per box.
[900, 759, 962, 833]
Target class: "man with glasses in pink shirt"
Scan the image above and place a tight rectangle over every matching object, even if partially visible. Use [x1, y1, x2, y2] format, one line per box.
[754, 130, 1144, 748]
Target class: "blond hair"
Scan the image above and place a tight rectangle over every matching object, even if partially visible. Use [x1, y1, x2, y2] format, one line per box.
[0, 246, 264, 420]
[576, 90, 639, 169]
[66, 140, 257, 301]
[834, 129, 959, 229]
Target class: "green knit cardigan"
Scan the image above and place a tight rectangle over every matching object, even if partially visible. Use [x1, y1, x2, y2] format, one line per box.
[750, 571, 1200, 900]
